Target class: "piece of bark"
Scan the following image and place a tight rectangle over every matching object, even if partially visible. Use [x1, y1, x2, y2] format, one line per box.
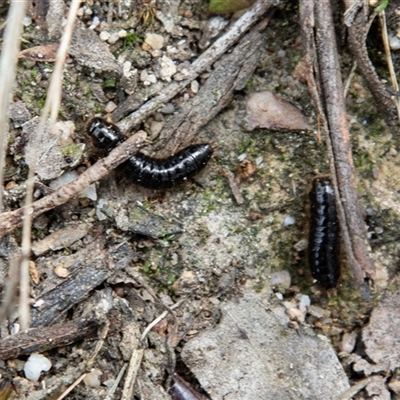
[31, 225, 88, 256]
[116, 0, 281, 133]
[154, 27, 265, 157]
[300, 0, 374, 296]
[0, 130, 147, 239]
[0, 318, 100, 360]
[344, 0, 397, 125]
[31, 241, 136, 327]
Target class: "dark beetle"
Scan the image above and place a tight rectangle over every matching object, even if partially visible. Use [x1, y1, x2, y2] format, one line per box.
[87, 117, 213, 189]
[308, 177, 340, 289]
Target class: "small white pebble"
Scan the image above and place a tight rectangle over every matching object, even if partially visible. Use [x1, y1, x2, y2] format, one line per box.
[298, 294, 311, 312]
[85, 7, 93, 15]
[104, 101, 117, 113]
[144, 33, 164, 50]
[158, 103, 175, 114]
[287, 307, 305, 323]
[140, 70, 149, 82]
[389, 34, 400, 51]
[10, 323, 20, 335]
[284, 215, 295, 227]
[147, 74, 157, 84]
[255, 156, 263, 165]
[191, 80, 199, 94]
[84, 369, 102, 387]
[275, 292, 283, 300]
[23, 16, 32, 27]
[89, 16, 100, 29]
[108, 32, 120, 45]
[150, 121, 164, 138]
[237, 153, 247, 162]
[24, 353, 52, 381]
[341, 332, 357, 353]
[99, 31, 110, 41]
[118, 29, 127, 38]
[270, 270, 291, 290]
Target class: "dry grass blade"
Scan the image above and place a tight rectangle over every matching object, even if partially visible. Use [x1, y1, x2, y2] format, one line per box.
[378, 10, 400, 123]
[19, 0, 82, 331]
[0, 1, 27, 213]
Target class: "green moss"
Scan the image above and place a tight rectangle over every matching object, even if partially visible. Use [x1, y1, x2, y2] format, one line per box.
[123, 32, 140, 50]
[61, 143, 81, 158]
[103, 78, 117, 89]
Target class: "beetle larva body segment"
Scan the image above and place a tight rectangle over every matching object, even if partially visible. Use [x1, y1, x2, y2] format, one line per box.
[308, 177, 340, 289]
[87, 117, 213, 189]
[122, 144, 213, 189]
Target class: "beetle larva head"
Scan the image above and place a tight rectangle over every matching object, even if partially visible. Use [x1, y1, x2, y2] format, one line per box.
[87, 117, 122, 150]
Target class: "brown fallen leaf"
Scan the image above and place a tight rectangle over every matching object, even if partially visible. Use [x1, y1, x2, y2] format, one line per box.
[19, 44, 59, 62]
[244, 91, 313, 131]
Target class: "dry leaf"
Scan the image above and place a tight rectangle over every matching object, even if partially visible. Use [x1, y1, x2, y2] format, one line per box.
[19, 44, 59, 62]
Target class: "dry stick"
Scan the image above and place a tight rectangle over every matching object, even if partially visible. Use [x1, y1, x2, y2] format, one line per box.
[117, 0, 281, 133]
[155, 26, 266, 158]
[121, 348, 145, 400]
[338, 377, 372, 400]
[105, 363, 127, 400]
[0, 131, 147, 239]
[0, 0, 27, 212]
[344, 0, 397, 125]
[301, 0, 374, 296]
[0, 318, 100, 360]
[379, 10, 400, 123]
[19, 0, 82, 330]
[56, 373, 87, 400]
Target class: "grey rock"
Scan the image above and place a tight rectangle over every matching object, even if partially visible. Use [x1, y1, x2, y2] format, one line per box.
[182, 291, 349, 400]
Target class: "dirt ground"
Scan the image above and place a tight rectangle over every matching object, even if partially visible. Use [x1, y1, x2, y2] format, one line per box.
[1, 0, 400, 399]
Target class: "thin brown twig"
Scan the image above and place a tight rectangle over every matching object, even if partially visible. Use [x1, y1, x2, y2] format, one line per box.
[378, 10, 400, 123]
[116, 0, 280, 133]
[56, 373, 87, 400]
[344, 0, 397, 125]
[0, 130, 147, 239]
[300, 0, 374, 297]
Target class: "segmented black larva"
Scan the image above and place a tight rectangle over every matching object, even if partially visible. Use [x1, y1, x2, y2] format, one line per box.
[87, 117, 213, 189]
[308, 177, 340, 289]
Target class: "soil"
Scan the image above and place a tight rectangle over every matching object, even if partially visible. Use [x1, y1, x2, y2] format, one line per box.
[1, 1, 400, 399]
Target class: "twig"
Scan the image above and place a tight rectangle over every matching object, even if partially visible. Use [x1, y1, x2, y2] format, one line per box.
[0, 318, 100, 360]
[378, 10, 400, 123]
[0, 256, 20, 323]
[338, 377, 372, 400]
[104, 363, 127, 400]
[121, 348, 144, 400]
[19, 0, 82, 331]
[220, 170, 244, 205]
[0, 130, 147, 239]
[87, 321, 110, 367]
[0, 0, 27, 212]
[344, 0, 397, 125]
[56, 373, 87, 400]
[154, 27, 265, 157]
[140, 299, 184, 343]
[116, 0, 280, 132]
[300, 0, 375, 297]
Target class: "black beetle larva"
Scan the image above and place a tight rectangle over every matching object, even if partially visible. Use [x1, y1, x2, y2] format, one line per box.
[87, 117, 213, 189]
[308, 177, 340, 289]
